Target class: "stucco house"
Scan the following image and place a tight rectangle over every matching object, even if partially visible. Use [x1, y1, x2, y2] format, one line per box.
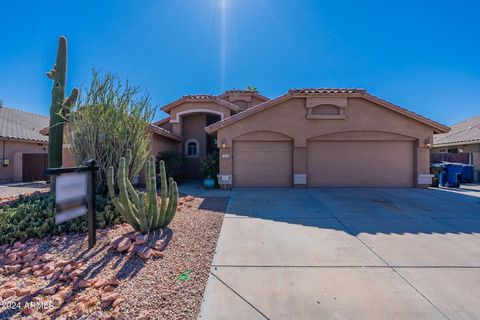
[0, 106, 49, 182]
[432, 115, 480, 179]
[154, 88, 449, 188]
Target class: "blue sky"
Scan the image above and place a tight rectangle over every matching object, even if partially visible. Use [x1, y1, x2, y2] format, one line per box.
[1, 0, 479, 125]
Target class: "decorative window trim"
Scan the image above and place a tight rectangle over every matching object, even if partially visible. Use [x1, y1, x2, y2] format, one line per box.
[185, 139, 200, 158]
[306, 104, 346, 120]
[170, 109, 224, 123]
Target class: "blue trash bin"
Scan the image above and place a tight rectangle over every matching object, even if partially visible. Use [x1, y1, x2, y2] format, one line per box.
[445, 163, 463, 188]
[439, 172, 447, 187]
[461, 165, 474, 183]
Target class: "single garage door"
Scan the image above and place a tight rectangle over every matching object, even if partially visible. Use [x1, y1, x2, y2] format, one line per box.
[233, 141, 292, 187]
[307, 140, 414, 187]
[22, 153, 48, 182]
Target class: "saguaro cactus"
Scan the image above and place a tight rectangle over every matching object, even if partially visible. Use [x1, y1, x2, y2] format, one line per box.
[108, 150, 178, 234]
[46, 36, 78, 188]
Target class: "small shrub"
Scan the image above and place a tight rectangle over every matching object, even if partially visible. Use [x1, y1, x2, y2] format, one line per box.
[156, 151, 183, 183]
[0, 193, 123, 245]
[200, 152, 219, 180]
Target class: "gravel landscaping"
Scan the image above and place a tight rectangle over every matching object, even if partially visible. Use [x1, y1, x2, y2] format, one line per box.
[0, 195, 227, 319]
[0, 182, 49, 204]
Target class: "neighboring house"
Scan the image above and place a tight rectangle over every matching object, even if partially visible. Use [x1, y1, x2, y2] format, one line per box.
[156, 88, 449, 188]
[0, 106, 49, 182]
[432, 115, 480, 178]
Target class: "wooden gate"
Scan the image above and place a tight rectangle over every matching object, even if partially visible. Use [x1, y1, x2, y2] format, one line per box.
[22, 153, 48, 181]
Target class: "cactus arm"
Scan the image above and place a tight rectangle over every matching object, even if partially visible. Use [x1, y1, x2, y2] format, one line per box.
[125, 179, 140, 208]
[162, 180, 178, 227]
[138, 192, 149, 234]
[118, 158, 141, 230]
[145, 155, 151, 193]
[157, 159, 168, 227]
[145, 157, 157, 227]
[62, 88, 78, 117]
[107, 166, 117, 200]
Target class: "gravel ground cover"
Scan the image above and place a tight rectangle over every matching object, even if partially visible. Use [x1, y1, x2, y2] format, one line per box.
[0, 183, 49, 204]
[0, 195, 227, 319]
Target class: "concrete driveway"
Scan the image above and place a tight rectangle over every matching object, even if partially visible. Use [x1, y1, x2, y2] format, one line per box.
[199, 186, 480, 320]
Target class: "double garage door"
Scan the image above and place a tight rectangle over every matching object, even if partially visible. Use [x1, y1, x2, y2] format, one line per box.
[233, 140, 414, 187]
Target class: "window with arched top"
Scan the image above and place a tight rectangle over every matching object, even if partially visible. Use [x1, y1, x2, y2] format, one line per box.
[185, 139, 200, 158]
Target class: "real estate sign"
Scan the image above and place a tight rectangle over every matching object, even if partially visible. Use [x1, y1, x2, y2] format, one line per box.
[55, 173, 88, 224]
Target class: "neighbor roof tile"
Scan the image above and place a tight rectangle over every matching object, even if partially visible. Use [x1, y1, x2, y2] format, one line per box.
[0, 107, 49, 142]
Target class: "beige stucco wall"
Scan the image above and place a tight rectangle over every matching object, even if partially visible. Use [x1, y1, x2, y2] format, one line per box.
[182, 114, 207, 178]
[0, 139, 47, 182]
[168, 102, 232, 136]
[215, 96, 436, 187]
[138, 134, 181, 185]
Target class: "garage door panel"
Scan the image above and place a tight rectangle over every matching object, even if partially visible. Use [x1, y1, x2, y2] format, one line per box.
[234, 151, 292, 163]
[308, 141, 414, 187]
[233, 141, 292, 187]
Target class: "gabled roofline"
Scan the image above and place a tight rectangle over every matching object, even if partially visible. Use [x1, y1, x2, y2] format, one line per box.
[433, 140, 480, 148]
[148, 124, 183, 141]
[152, 117, 170, 126]
[217, 90, 270, 102]
[361, 93, 449, 134]
[41, 124, 183, 142]
[206, 88, 450, 134]
[161, 95, 241, 113]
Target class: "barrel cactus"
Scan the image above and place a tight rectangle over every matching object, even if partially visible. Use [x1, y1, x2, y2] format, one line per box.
[107, 150, 178, 234]
[46, 36, 78, 188]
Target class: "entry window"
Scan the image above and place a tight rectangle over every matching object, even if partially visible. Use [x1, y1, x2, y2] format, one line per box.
[185, 139, 199, 158]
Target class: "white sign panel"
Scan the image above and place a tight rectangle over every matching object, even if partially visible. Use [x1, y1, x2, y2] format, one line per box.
[55, 173, 88, 224]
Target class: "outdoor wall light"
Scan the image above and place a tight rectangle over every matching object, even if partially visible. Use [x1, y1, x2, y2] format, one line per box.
[221, 138, 227, 149]
[424, 138, 432, 149]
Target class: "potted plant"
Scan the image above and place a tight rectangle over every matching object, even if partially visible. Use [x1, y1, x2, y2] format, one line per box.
[200, 152, 219, 189]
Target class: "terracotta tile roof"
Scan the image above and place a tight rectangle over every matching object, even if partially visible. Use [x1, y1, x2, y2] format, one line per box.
[206, 88, 449, 134]
[218, 89, 270, 102]
[148, 124, 182, 141]
[161, 95, 241, 112]
[182, 94, 216, 100]
[433, 115, 480, 146]
[152, 117, 170, 126]
[0, 107, 49, 142]
[289, 88, 366, 94]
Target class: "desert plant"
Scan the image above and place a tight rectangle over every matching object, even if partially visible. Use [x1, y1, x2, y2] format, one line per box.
[108, 150, 178, 234]
[0, 193, 122, 245]
[46, 36, 79, 189]
[65, 69, 154, 193]
[200, 152, 219, 179]
[157, 151, 184, 183]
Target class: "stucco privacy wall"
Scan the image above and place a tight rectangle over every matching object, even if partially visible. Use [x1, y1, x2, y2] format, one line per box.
[0, 139, 47, 182]
[214, 96, 435, 188]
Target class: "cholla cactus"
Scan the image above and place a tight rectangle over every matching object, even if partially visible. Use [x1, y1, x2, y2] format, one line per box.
[107, 150, 178, 234]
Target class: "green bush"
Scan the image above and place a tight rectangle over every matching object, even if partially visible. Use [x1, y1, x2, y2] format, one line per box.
[0, 193, 123, 245]
[66, 69, 154, 194]
[156, 151, 184, 183]
[200, 151, 219, 180]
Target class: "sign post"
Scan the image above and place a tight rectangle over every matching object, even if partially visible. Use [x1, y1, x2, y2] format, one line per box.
[46, 160, 99, 249]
